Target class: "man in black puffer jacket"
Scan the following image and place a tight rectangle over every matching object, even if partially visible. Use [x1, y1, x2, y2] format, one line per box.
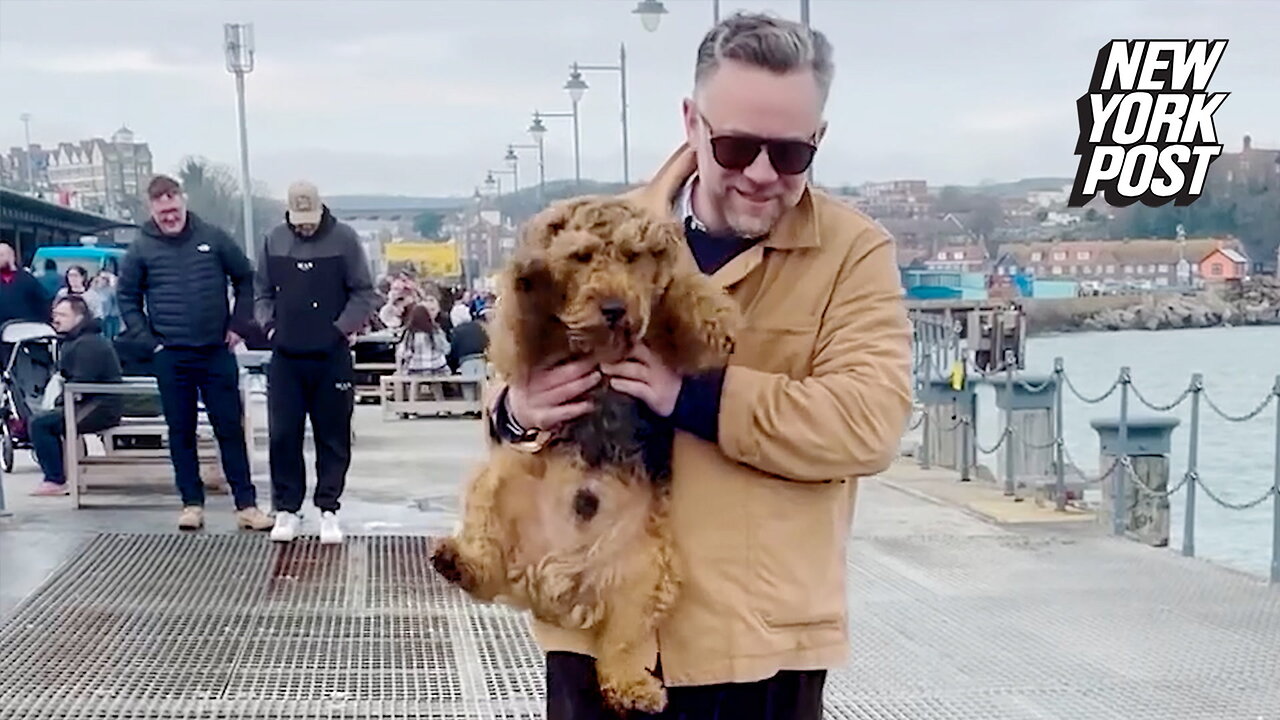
[117, 174, 273, 532]
[28, 296, 123, 496]
[255, 181, 377, 545]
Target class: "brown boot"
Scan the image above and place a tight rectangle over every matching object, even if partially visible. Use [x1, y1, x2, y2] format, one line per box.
[178, 506, 204, 530]
[236, 506, 274, 531]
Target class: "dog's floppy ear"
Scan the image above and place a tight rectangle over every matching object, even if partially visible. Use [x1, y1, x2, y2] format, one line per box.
[490, 215, 568, 379]
[645, 216, 739, 374]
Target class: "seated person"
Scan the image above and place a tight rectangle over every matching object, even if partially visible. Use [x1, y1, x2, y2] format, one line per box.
[29, 296, 124, 496]
[447, 307, 490, 401]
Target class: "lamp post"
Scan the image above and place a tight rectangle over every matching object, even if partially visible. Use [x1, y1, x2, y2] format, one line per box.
[487, 167, 516, 223]
[635, 0, 812, 30]
[528, 109, 579, 189]
[18, 113, 32, 194]
[223, 23, 256, 256]
[568, 44, 631, 185]
[507, 143, 543, 207]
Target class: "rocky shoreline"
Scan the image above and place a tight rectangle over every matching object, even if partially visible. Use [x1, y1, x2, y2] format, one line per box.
[1025, 277, 1280, 334]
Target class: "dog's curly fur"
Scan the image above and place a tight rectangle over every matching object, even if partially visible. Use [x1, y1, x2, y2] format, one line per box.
[430, 196, 739, 713]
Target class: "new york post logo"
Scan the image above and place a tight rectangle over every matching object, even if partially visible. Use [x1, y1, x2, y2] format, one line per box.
[1068, 40, 1229, 208]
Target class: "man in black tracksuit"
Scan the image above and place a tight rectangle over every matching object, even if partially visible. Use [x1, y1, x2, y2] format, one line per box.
[256, 181, 377, 545]
[118, 175, 274, 532]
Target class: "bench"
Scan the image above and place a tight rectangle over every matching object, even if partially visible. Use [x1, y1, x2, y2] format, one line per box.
[355, 362, 397, 404]
[379, 375, 485, 420]
[64, 376, 253, 508]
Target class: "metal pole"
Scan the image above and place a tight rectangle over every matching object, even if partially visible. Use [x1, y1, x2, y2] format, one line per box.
[713, 0, 720, 23]
[234, 71, 254, 257]
[1003, 350, 1016, 497]
[536, 136, 547, 207]
[1054, 357, 1067, 512]
[510, 156, 520, 195]
[921, 339, 933, 470]
[571, 98, 582, 187]
[1115, 367, 1132, 537]
[619, 44, 630, 186]
[20, 113, 33, 193]
[1183, 374, 1202, 558]
[1271, 375, 1280, 585]
[800, 0, 810, 26]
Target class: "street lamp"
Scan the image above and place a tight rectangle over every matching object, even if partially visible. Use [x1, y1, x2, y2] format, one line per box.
[507, 143, 543, 207]
[561, 68, 585, 187]
[18, 113, 32, 194]
[633, 0, 668, 31]
[223, 22, 256, 256]
[529, 109, 580, 188]
[568, 45, 631, 185]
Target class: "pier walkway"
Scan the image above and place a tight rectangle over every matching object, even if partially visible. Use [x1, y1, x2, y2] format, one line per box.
[0, 406, 1277, 719]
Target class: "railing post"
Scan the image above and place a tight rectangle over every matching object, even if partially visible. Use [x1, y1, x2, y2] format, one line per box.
[1053, 357, 1067, 512]
[1182, 374, 1202, 558]
[1003, 349, 1016, 497]
[1091, 415, 1180, 547]
[1271, 375, 1280, 585]
[920, 344, 933, 469]
[1115, 367, 1132, 537]
[0, 452, 8, 517]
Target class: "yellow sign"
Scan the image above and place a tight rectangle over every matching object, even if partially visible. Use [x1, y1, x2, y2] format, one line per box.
[385, 240, 461, 277]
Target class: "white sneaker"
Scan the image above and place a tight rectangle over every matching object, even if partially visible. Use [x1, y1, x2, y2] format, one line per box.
[319, 511, 344, 545]
[271, 511, 300, 543]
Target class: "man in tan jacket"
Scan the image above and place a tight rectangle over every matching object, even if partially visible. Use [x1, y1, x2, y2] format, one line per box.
[490, 12, 912, 719]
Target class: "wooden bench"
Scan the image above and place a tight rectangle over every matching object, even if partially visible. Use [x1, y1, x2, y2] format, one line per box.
[379, 375, 485, 420]
[355, 362, 397, 404]
[64, 376, 253, 508]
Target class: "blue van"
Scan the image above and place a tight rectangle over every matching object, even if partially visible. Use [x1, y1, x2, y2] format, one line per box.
[30, 243, 128, 282]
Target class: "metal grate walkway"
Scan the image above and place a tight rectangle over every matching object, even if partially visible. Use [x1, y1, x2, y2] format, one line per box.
[1, 531, 1278, 719]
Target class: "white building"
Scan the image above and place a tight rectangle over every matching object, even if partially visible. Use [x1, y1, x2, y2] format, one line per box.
[45, 127, 153, 221]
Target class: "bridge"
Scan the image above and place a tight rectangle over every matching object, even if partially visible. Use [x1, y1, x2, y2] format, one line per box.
[0, 188, 134, 266]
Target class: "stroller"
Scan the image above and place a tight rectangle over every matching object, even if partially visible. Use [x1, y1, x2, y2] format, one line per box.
[1, 320, 59, 472]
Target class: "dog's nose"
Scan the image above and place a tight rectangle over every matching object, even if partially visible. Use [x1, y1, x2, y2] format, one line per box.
[600, 299, 626, 327]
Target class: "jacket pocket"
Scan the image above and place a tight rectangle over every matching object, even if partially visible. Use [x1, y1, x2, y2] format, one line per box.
[746, 477, 853, 629]
[734, 323, 817, 379]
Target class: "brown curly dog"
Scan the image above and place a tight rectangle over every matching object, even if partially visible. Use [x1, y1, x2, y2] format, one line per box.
[430, 196, 739, 712]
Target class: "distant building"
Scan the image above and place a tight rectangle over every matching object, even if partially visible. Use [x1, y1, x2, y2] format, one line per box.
[839, 180, 930, 218]
[923, 243, 988, 273]
[1209, 134, 1280, 196]
[1198, 246, 1249, 282]
[994, 237, 1247, 288]
[1, 145, 52, 195]
[43, 127, 153, 221]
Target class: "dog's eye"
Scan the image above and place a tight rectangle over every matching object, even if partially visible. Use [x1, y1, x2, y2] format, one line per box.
[622, 250, 640, 263]
[571, 251, 593, 263]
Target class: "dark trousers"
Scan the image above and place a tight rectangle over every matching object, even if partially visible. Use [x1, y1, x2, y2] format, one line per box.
[546, 652, 826, 720]
[30, 406, 120, 484]
[154, 346, 256, 509]
[267, 347, 354, 514]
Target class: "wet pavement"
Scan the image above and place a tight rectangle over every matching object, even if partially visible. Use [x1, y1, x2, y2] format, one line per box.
[0, 398, 477, 618]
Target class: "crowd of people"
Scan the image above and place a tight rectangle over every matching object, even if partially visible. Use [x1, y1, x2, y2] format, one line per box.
[1, 177, 494, 543]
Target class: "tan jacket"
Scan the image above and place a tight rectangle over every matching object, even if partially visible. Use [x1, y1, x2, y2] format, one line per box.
[510, 145, 912, 686]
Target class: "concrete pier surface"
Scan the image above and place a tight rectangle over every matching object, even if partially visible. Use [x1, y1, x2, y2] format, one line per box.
[1, 401, 1277, 719]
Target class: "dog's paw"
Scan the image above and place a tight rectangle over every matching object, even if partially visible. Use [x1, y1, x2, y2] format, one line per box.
[430, 539, 474, 592]
[601, 672, 667, 714]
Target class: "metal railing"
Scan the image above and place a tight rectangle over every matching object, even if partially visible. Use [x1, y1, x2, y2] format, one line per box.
[910, 321, 1280, 586]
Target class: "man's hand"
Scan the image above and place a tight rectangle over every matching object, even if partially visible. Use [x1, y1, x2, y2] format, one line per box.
[225, 330, 242, 348]
[601, 344, 682, 417]
[507, 359, 601, 430]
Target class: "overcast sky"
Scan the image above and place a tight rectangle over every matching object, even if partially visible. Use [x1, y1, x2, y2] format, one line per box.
[1, 0, 1275, 198]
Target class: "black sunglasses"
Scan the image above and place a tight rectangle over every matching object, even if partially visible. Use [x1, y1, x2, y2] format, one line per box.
[701, 114, 818, 176]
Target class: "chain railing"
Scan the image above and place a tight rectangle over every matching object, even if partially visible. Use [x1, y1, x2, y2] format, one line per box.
[910, 341, 1280, 586]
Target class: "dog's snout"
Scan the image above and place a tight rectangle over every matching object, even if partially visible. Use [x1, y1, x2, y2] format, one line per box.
[600, 299, 626, 326]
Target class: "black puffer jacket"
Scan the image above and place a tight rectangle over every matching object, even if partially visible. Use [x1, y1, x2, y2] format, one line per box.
[118, 212, 253, 349]
[59, 317, 124, 428]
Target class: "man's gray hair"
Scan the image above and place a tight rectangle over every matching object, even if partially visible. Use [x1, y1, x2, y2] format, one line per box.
[694, 12, 834, 106]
